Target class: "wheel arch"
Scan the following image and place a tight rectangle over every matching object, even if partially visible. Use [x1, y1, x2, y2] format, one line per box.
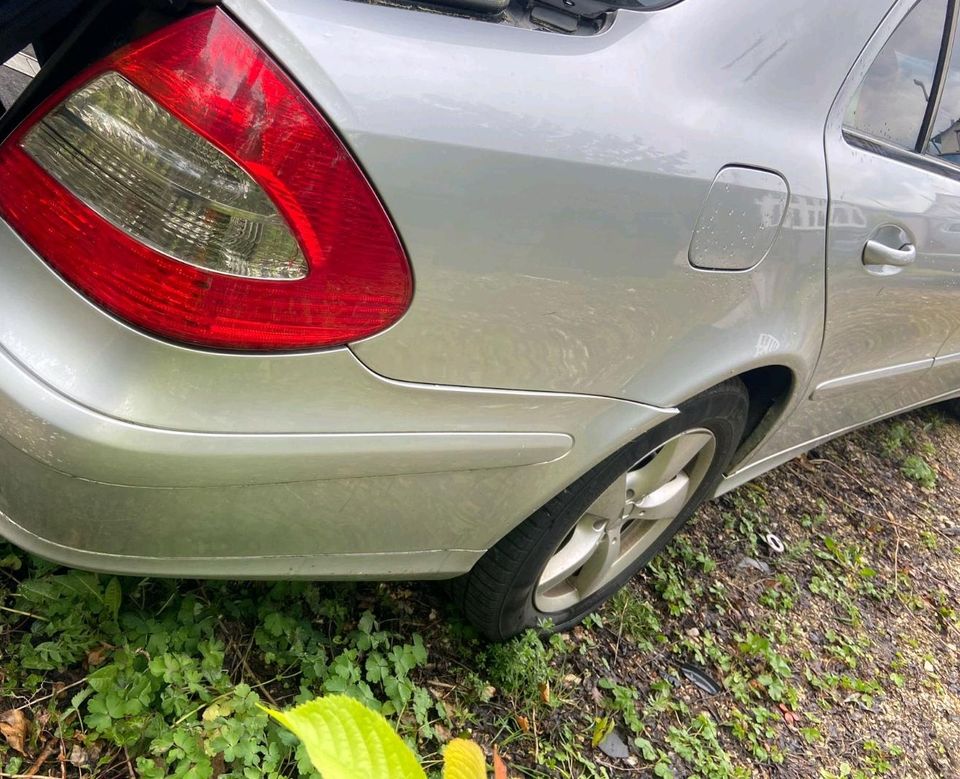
[728, 364, 796, 468]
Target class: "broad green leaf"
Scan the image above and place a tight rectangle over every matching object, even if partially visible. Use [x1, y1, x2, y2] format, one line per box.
[442, 739, 486, 779]
[262, 695, 426, 779]
[103, 577, 122, 621]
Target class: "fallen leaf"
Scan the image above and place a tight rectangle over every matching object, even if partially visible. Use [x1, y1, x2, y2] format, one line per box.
[443, 739, 485, 779]
[85, 645, 112, 668]
[69, 743, 94, 768]
[778, 703, 798, 726]
[538, 682, 550, 704]
[591, 716, 613, 748]
[0, 709, 28, 755]
[493, 745, 508, 779]
[515, 715, 530, 733]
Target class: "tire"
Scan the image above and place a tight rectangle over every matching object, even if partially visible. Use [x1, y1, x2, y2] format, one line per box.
[459, 379, 749, 641]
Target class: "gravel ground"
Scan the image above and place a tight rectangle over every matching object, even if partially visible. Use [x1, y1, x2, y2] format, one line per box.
[425, 407, 960, 777]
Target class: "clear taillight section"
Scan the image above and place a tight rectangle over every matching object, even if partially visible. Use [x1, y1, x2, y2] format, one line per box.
[0, 9, 412, 350]
[23, 72, 307, 280]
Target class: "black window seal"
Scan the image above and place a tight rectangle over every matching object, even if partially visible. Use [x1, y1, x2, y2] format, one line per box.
[845, 127, 960, 181]
[916, 0, 959, 153]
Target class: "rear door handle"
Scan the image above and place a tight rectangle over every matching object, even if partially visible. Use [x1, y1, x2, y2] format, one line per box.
[863, 239, 916, 268]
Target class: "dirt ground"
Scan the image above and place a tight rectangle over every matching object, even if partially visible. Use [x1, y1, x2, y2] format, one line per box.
[418, 408, 960, 777]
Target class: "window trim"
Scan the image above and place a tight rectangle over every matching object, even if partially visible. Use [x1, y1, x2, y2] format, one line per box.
[842, 0, 960, 174]
[844, 126, 960, 180]
[917, 0, 959, 152]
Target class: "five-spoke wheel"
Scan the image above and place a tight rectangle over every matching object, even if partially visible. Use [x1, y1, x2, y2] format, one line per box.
[458, 380, 748, 640]
[534, 429, 716, 612]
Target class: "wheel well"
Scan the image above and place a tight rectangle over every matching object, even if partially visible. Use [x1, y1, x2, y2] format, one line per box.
[732, 365, 794, 464]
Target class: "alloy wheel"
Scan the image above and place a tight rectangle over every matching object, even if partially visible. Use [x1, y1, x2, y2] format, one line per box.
[533, 428, 717, 612]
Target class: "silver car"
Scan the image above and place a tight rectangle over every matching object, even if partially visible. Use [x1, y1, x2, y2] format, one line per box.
[0, 0, 956, 639]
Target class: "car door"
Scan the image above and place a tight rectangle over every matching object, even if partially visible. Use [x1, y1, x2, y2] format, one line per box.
[808, 0, 960, 435]
[913, 15, 960, 395]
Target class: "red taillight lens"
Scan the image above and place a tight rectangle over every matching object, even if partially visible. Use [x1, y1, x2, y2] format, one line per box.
[0, 9, 412, 350]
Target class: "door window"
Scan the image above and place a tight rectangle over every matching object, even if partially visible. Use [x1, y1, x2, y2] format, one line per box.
[844, 0, 949, 149]
[927, 22, 960, 164]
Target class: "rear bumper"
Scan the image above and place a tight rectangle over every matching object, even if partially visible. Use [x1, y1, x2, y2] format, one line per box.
[0, 352, 671, 577]
[0, 344, 575, 488]
[0, 222, 674, 577]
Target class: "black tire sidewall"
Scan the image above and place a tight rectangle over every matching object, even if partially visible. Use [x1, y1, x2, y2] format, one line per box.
[470, 381, 748, 640]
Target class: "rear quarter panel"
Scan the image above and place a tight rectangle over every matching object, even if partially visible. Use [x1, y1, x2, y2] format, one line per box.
[225, 0, 892, 416]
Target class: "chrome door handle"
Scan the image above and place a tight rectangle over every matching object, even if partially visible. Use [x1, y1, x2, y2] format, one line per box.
[863, 239, 916, 267]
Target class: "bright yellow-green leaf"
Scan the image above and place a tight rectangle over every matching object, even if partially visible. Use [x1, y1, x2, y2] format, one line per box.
[591, 716, 613, 748]
[262, 696, 426, 779]
[442, 738, 487, 779]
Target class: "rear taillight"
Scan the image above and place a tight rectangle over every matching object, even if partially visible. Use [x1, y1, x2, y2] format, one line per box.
[0, 9, 412, 350]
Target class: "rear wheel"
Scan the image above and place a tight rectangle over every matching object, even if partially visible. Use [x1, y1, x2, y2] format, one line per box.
[460, 380, 748, 641]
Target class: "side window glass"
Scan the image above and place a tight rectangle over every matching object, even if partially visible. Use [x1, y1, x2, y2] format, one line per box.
[927, 29, 960, 163]
[844, 0, 948, 149]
